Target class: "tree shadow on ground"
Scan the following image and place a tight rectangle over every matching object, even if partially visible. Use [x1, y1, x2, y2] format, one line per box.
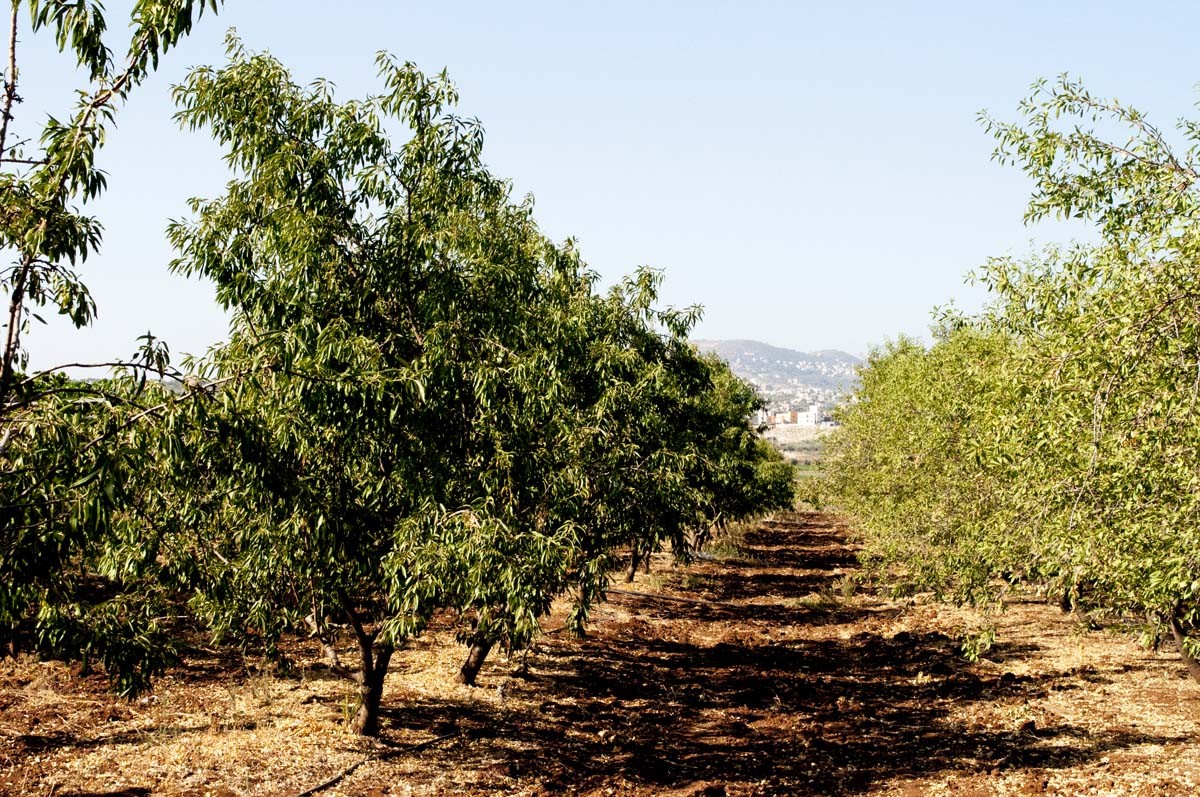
[379, 627, 1177, 795]
[11, 722, 215, 756]
[737, 537, 857, 571]
[370, 513, 1181, 795]
[670, 569, 854, 603]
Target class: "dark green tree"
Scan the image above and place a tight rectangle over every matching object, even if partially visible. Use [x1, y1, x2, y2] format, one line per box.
[165, 40, 798, 732]
[166, 39, 654, 733]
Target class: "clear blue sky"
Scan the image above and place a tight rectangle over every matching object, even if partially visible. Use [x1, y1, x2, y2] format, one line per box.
[11, 0, 1200, 366]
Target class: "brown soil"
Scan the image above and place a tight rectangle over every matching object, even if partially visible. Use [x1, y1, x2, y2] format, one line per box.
[3, 512, 1200, 796]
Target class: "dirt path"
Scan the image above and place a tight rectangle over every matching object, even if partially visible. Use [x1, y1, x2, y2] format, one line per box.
[4, 512, 1200, 795]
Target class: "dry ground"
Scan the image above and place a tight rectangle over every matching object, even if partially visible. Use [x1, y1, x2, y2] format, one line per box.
[3, 512, 1200, 796]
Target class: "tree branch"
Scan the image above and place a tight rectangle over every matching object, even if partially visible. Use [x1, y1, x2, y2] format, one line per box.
[2, 382, 153, 414]
[20, 360, 187, 387]
[77, 371, 243, 454]
[1, 246, 37, 410]
[0, 0, 18, 163]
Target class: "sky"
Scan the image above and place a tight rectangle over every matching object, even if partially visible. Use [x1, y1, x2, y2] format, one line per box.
[9, 0, 1200, 367]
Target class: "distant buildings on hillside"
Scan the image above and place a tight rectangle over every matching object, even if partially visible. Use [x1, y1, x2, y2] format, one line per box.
[754, 402, 838, 428]
[693, 339, 857, 430]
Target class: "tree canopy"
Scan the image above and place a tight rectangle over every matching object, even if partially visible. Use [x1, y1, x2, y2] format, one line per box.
[826, 76, 1200, 675]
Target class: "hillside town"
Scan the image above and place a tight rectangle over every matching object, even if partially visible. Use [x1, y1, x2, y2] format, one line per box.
[693, 339, 859, 427]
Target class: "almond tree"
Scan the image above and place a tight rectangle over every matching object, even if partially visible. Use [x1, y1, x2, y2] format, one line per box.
[977, 77, 1200, 670]
[165, 39, 633, 734]
[448, 273, 795, 684]
[166, 40, 796, 731]
[828, 77, 1200, 679]
[823, 328, 1023, 604]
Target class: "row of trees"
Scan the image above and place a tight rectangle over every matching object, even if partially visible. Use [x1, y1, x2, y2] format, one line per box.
[2, 8, 794, 735]
[825, 77, 1200, 677]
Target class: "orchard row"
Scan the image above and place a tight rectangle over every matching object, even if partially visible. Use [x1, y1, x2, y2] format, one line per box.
[826, 77, 1200, 679]
[0, 5, 794, 735]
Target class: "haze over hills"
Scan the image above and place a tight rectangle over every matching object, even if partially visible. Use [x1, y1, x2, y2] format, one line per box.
[692, 339, 861, 409]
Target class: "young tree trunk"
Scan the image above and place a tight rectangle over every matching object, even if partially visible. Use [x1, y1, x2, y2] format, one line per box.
[1058, 582, 1092, 623]
[321, 639, 342, 670]
[0, 258, 29, 414]
[1168, 613, 1200, 684]
[1145, 611, 1165, 652]
[457, 637, 494, 687]
[350, 636, 393, 736]
[305, 610, 342, 670]
[626, 546, 642, 583]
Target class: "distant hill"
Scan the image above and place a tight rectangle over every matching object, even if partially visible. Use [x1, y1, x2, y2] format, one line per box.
[692, 339, 861, 393]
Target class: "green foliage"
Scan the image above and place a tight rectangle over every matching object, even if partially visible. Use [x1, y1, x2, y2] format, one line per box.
[0, 1, 222, 692]
[153, 40, 790, 731]
[959, 624, 996, 663]
[824, 328, 1023, 603]
[1, 375, 193, 693]
[828, 76, 1200, 656]
[1, 20, 790, 719]
[2, 1, 224, 396]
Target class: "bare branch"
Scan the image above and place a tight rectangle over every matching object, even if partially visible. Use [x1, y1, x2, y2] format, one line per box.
[21, 360, 187, 386]
[0, 1, 18, 163]
[3, 382, 153, 414]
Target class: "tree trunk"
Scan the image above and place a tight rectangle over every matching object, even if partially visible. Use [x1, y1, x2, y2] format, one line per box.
[321, 640, 342, 670]
[626, 546, 642, 583]
[0, 254, 32, 414]
[305, 612, 342, 670]
[457, 638, 494, 687]
[1058, 582, 1092, 624]
[1145, 611, 1165, 652]
[1168, 613, 1200, 684]
[350, 640, 393, 736]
